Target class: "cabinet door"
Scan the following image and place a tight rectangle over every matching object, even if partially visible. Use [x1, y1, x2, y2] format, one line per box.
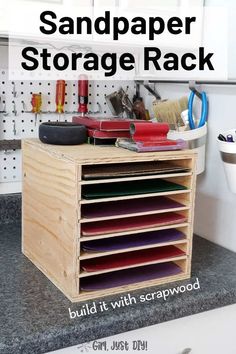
[94, 0, 117, 6]
[48, 304, 236, 354]
[119, 0, 203, 7]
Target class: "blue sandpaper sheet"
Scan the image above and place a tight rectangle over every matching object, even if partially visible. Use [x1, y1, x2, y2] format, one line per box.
[81, 229, 185, 252]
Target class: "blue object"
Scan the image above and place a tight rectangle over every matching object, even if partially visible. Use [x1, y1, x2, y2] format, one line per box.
[227, 134, 234, 143]
[188, 91, 208, 130]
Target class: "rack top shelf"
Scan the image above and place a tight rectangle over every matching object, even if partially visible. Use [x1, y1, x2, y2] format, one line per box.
[23, 139, 196, 165]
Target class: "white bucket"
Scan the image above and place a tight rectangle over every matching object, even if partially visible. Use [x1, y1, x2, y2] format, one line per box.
[217, 129, 236, 193]
[167, 124, 207, 175]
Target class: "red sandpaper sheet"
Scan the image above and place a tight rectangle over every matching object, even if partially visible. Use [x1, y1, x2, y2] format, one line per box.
[73, 116, 151, 131]
[88, 129, 130, 139]
[82, 196, 184, 219]
[80, 262, 182, 291]
[81, 213, 187, 236]
[81, 246, 185, 272]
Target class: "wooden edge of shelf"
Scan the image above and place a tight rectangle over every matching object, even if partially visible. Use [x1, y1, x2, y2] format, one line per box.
[79, 255, 188, 278]
[79, 223, 190, 241]
[80, 190, 191, 204]
[79, 239, 188, 260]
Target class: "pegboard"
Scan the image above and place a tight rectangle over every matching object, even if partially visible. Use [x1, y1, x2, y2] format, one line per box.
[0, 69, 136, 194]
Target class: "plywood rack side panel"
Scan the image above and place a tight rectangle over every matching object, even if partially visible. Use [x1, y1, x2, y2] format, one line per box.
[22, 140, 79, 299]
[22, 139, 196, 302]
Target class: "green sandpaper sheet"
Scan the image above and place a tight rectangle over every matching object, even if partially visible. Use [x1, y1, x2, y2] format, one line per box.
[82, 179, 187, 200]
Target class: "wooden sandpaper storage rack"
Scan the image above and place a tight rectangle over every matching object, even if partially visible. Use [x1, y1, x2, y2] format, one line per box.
[22, 140, 196, 302]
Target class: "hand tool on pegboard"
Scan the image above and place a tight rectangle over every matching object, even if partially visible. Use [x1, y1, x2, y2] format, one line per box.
[56, 80, 66, 121]
[78, 74, 89, 116]
[31, 94, 42, 126]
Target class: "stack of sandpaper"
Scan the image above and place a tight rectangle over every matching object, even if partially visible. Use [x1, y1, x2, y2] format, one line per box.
[72, 116, 150, 145]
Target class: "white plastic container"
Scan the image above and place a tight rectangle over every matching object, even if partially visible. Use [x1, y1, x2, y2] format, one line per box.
[217, 129, 236, 193]
[168, 123, 207, 175]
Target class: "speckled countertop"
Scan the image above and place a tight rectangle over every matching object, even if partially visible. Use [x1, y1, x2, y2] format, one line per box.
[1, 220, 236, 354]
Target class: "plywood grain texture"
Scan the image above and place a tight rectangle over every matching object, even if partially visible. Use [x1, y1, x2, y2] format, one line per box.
[22, 140, 79, 299]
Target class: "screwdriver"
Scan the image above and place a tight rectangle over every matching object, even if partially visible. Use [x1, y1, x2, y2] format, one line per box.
[56, 80, 66, 121]
[78, 75, 88, 116]
[31, 93, 42, 126]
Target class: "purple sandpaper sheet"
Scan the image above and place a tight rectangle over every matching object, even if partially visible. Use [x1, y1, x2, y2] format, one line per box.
[82, 229, 185, 252]
[82, 196, 184, 219]
[80, 262, 182, 291]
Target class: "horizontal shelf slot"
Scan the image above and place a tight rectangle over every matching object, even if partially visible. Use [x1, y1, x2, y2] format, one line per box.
[80, 206, 189, 223]
[80, 172, 192, 185]
[82, 161, 192, 182]
[80, 190, 191, 205]
[80, 245, 186, 276]
[79, 256, 187, 278]
[80, 196, 189, 223]
[80, 228, 187, 258]
[80, 240, 188, 260]
[81, 178, 189, 201]
[81, 212, 188, 237]
[78, 270, 189, 298]
[79, 223, 190, 241]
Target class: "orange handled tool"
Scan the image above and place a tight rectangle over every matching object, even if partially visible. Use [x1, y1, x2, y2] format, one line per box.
[31, 93, 42, 126]
[56, 80, 66, 114]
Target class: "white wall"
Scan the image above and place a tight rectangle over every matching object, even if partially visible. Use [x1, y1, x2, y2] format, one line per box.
[144, 81, 236, 253]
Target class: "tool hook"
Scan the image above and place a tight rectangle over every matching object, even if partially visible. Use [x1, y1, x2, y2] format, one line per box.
[189, 80, 202, 100]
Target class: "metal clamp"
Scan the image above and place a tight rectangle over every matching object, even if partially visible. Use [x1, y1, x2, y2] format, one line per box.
[135, 80, 161, 100]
